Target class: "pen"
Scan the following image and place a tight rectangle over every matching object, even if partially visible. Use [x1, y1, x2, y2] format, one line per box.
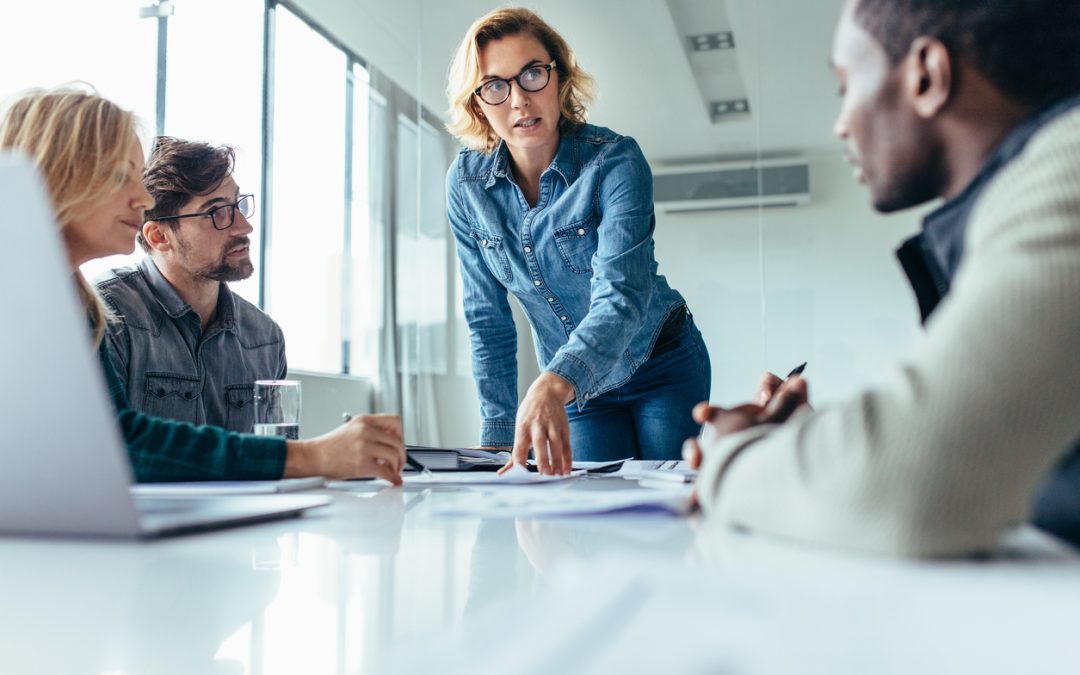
[342, 413, 433, 477]
[786, 361, 807, 379]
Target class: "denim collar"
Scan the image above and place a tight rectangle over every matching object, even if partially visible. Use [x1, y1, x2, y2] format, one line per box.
[484, 127, 581, 189]
[138, 256, 237, 333]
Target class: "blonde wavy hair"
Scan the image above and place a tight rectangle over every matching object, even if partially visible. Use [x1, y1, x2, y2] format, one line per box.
[446, 7, 596, 153]
[0, 85, 139, 346]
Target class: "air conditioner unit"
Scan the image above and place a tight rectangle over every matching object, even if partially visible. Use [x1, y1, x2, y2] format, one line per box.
[652, 157, 810, 213]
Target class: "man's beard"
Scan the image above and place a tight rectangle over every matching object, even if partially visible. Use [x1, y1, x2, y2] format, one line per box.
[193, 237, 255, 283]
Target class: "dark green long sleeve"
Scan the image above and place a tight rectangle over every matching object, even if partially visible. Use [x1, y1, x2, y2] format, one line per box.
[98, 339, 287, 483]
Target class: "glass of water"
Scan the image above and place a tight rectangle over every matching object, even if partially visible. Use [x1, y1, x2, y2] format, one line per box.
[253, 380, 301, 439]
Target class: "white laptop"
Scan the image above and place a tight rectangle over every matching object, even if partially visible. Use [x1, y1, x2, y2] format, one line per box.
[0, 152, 330, 538]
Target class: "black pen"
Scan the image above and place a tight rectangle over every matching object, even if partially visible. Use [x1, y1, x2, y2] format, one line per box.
[786, 362, 807, 379]
[342, 413, 432, 477]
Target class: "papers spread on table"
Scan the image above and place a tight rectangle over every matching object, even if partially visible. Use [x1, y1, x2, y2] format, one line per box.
[130, 476, 326, 497]
[528, 458, 632, 474]
[325, 464, 584, 491]
[617, 459, 698, 484]
[403, 447, 631, 473]
[432, 485, 693, 518]
[403, 464, 584, 486]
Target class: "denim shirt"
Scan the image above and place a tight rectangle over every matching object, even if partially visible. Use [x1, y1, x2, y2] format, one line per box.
[95, 257, 287, 433]
[447, 123, 686, 446]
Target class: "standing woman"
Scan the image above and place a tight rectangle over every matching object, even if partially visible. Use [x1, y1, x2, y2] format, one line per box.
[0, 86, 405, 483]
[446, 8, 711, 474]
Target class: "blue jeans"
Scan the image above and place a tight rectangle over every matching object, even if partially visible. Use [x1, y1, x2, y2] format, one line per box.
[567, 314, 711, 461]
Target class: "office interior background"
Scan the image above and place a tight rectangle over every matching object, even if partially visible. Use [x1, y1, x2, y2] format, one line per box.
[0, 0, 925, 444]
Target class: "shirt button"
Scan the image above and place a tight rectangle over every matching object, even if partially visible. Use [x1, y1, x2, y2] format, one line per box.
[561, 316, 568, 321]
[577, 228, 586, 236]
[481, 239, 488, 246]
[524, 246, 532, 253]
[547, 297, 555, 302]
[534, 280, 541, 286]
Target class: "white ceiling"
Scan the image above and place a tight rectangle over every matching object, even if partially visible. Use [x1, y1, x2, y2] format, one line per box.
[296, 0, 848, 163]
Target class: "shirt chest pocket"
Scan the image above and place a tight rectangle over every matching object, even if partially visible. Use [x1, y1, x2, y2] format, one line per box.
[225, 383, 256, 433]
[470, 228, 513, 283]
[143, 373, 201, 422]
[553, 214, 598, 274]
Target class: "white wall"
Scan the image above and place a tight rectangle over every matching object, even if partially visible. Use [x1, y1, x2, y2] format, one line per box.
[654, 153, 926, 407]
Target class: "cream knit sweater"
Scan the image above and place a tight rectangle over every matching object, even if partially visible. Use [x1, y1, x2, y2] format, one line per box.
[698, 109, 1080, 557]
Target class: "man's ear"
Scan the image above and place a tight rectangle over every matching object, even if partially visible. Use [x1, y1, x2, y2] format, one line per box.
[905, 36, 952, 119]
[141, 220, 173, 252]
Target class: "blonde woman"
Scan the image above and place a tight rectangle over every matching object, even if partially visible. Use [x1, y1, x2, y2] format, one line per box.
[446, 9, 711, 475]
[0, 86, 405, 483]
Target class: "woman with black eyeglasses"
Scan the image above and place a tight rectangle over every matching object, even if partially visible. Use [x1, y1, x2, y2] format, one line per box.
[445, 8, 711, 475]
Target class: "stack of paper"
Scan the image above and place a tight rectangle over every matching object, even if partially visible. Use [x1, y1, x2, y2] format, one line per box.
[405, 445, 507, 470]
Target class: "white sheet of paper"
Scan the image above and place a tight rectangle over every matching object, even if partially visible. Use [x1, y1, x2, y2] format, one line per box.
[528, 458, 632, 472]
[616, 460, 690, 476]
[432, 485, 692, 518]
[402, 464, 585, 486]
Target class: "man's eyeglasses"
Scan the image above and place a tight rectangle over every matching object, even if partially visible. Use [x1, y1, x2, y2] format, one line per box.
[153, 194, 255, 230]
[473, 61, 556, 106]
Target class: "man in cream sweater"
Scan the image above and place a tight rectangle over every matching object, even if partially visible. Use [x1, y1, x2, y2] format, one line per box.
[690, 0, 1080, 556]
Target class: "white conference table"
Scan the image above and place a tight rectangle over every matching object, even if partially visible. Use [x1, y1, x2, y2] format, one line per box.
[1, 475, 1078, 675]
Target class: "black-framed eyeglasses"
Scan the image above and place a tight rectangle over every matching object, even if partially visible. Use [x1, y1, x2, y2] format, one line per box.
[473, 61, 556, 106]
[153, 194, 255, 230]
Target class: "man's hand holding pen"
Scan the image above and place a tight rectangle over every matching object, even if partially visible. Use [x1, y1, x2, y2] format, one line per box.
[683, 362, 812, 472]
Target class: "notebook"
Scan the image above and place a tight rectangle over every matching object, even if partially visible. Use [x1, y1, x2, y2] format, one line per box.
[406, 445, 507, 470]
[0, 153, 330, 538]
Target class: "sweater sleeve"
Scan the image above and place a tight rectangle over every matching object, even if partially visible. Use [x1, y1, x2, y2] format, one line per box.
[697, 111, 1080, 557]
[98, 340, 287, 482]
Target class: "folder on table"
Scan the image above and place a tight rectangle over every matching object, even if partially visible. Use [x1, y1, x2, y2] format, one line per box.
[406, 446, 508, 471]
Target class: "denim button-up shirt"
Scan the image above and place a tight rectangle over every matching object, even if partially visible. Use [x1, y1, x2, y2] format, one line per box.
[447, 123, 686, 446]
[95, 258, 287, 433]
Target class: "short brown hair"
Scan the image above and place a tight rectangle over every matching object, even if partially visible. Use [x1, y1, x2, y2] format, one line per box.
[138, 135, 235, 250]
[445, 7, 596, 153]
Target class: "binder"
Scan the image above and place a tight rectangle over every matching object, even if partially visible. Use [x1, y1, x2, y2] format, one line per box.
[405, 445, 508, 471]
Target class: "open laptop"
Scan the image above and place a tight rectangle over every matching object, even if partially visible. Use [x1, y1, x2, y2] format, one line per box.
[0, 152, 330, 538]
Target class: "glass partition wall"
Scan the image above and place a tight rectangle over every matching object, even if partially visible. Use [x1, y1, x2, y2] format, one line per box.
[413, 0, 924, 438]
[0, 0, 925, 439]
